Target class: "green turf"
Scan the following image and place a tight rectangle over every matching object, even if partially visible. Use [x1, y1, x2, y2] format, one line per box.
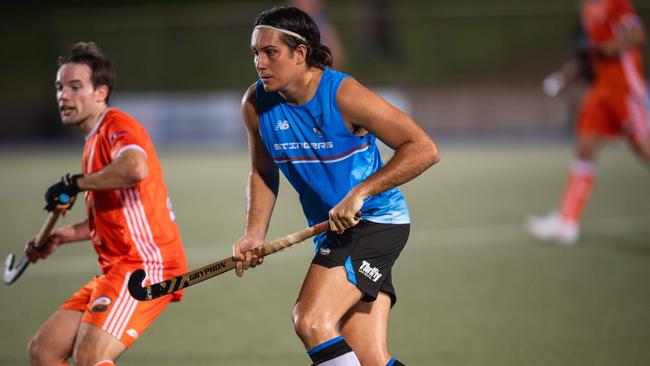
[1, 144, 649, 365]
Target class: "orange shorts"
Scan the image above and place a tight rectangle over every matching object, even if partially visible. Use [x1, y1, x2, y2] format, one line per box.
[60, 264, 176, 347]
[578, 88, 650, 141]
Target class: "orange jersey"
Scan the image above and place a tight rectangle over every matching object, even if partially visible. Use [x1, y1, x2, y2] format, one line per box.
[581, 0, 647, 97]
[82, 108, 187, 297]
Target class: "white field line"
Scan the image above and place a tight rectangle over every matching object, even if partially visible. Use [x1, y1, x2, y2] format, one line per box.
[23, 215, 650, 277]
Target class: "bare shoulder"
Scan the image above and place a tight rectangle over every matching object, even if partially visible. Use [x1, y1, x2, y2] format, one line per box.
[336, 76, 402, 129]
[241, 83, 259, 110]
[241, 82, 260, 130]
[336, 77, 371, 105]
[336, 77, 392, 113]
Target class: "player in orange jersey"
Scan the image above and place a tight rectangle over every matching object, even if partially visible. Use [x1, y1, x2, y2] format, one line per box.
[24, 42, 187, 366]
[528, 0, 649, 244]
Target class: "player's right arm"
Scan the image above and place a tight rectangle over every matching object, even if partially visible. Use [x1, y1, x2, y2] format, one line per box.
[25, 219, 90, 263]
[76, 149, 148, 191]
[44, 146, 149, 209]
[233, 83, 280, 277]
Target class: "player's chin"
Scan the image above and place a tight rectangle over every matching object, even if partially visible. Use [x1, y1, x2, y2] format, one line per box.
[60, 115, 77, 125]
[260, 80, 278, 92]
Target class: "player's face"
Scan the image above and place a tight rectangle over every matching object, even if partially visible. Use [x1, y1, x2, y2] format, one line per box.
[55, 63, 107, 127]
[581, 0, 606, 19]
[251, 29, 303, 92]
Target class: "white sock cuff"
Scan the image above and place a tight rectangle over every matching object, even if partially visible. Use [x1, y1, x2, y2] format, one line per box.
[318, 351, 361, 366]
[92, 360, 115, 366]
[570, 159, 596, 176]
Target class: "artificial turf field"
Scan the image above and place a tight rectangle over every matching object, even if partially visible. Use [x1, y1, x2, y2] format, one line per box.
[1, 143, 649, 365]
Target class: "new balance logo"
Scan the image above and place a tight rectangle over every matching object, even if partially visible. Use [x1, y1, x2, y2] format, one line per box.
[275, 120, 290, 130]
[359, 260, 382, 282]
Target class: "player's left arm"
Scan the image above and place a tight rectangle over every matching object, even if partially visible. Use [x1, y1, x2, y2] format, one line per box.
[329, 77, 440, 232]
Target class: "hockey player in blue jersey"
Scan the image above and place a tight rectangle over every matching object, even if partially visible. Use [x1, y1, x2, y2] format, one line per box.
[233, 6, 440, 366]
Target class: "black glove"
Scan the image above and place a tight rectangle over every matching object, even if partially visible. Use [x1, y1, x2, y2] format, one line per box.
[44, 173, 83, 211]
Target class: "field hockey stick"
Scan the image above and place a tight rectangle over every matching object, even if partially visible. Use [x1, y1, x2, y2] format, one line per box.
[3, 194, 71, 285]
[128, 221, 329, 301]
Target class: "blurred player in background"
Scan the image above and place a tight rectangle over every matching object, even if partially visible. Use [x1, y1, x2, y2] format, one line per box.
[541, 24, 593, 100]
[25, 42, 187, 366]
[233, 6, 439, 366]
[289, 0, 347, 69]
[528, 0, 649, 244]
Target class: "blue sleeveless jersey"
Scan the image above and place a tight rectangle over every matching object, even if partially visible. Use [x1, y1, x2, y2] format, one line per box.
[256, 69, 409, 247]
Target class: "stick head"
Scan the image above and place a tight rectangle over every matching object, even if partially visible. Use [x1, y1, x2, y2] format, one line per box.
[4, 253, 29, 285]
[127, 269, 151, 301]
[3, 253, 15, 282]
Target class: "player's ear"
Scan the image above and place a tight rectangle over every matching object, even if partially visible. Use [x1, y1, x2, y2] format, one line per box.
[95, 85, 109, 103]
[294, 44, 308, 65]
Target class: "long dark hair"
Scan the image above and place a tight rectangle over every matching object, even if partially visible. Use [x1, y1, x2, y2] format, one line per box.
[254, 6, 333, 69]
[57, 42, 115, 103]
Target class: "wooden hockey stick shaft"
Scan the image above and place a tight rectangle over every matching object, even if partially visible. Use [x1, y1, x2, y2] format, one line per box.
[4, 197, 71, 285]
[128, 221, 329, 301]
[34, 208, 65, 247]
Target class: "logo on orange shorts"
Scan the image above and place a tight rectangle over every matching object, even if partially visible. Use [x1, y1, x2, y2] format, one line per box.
[90, 296, 112, 312]
[126, 329, 139, 339]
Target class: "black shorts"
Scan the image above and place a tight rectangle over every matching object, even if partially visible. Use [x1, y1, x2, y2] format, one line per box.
[311, 220, 410, 306]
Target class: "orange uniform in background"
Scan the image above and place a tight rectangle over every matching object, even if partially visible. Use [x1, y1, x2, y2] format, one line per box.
[578, 0, 650, 139]
[528, 0, 649, 244]
[61, 108, 187, 347]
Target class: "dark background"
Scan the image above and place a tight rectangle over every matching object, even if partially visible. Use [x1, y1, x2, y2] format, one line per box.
[1, 0, 649, 141]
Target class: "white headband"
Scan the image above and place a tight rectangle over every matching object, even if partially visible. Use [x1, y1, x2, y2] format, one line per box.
[254, 25, 307, 43]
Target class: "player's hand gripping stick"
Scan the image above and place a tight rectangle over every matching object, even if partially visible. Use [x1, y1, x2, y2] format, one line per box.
[3, 194, 71, 285]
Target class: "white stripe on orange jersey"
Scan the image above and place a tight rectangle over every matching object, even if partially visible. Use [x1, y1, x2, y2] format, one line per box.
[103, 273, 132, 337]
[119, 189, 161, 283]
[626, 96, 650, 138]
[129, 189, 165, 282]
[127, 188, 164, 283]
[111, 144, 148, 160]
[620, 51, 648, 98]
[109, 294, 136, 339]
[119, 187, 164, 283]
[114, 297, 139, 339]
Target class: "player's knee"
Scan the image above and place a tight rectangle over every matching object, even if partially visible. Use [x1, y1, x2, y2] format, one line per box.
[26, 335, 41, 362]
[292, 307, 337, 342]
[636, 149, 650, 168]
[27, 333, 53, 363]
